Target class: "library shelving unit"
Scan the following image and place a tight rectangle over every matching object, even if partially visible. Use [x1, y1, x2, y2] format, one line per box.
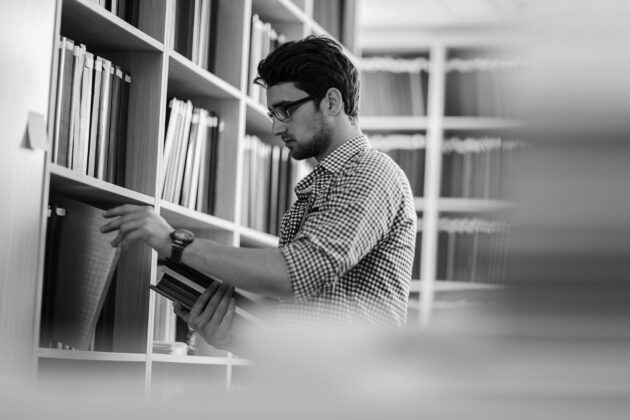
[359, 35, 522, 328]
[0, 0, 360, 395]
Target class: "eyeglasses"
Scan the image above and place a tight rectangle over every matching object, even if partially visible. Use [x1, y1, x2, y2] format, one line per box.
[267, 96, 315, 122]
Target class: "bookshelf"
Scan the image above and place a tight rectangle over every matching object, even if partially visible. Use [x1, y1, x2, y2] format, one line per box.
[0, 0, 365, 395]
[359, 38, 521, 327]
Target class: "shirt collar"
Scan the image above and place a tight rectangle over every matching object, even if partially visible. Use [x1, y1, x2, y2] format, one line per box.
[319, 134, 370, 174]
[295, 134, 370, 197]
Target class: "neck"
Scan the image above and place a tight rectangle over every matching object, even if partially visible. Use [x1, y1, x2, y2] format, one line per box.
[315, 118, 363, 162]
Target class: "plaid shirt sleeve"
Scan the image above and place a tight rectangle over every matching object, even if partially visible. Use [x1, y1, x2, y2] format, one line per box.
[280, 150, 407, 302]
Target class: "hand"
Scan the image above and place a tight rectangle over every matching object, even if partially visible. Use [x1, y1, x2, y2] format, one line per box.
[101, 204, 173, 259]
[173, 282, 237, 351]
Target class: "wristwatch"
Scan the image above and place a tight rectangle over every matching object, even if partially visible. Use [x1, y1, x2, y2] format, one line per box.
[169, 228, 194, 263]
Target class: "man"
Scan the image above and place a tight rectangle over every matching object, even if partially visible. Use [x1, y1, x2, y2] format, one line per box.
[101, 36, 416, 352]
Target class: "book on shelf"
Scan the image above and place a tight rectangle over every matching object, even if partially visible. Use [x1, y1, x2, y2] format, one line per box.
[161, 98, 221, 213]
[172, 0, 219, 71]
[151, 260, 267, 328]
[51, 35, 131, 186]
[42, 196, 121, 351]
[247, 14, 286, 104]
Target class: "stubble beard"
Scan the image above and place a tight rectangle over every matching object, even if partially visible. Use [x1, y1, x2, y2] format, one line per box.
[289, 112, 332, 161]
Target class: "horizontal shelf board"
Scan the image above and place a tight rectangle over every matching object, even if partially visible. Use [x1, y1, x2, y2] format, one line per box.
[38, 347, 146, 362]
[245, 97, 272, 135]
[50, 164, 154, 207]
[238, 226, 279, 248]
[61, 0, 162, 52]
[151, 353, 230, 365]
[409, 280, 504, 293]
[442, 117, 521, 130]
[415, 197, 513, 213]
[361, 116, 429, 132]
[168, 52, 241, 100]
[159, 200, 236, 234]
[252, 0, 305, 22]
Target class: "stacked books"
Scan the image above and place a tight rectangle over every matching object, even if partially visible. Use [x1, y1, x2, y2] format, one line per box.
[247, 14, 286, 105]
[172, 0, 219, 72]
[241, 135, 310, 236]
[161, 98, 221, 213]
[52, 36, 131, 186]
[151, 260, 265, 328]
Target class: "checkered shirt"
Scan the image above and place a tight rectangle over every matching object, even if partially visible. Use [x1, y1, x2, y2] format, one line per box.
[276, 135, 417, 327]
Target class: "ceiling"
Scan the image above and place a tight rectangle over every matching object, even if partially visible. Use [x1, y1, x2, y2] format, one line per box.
[356, 0, 630, 54]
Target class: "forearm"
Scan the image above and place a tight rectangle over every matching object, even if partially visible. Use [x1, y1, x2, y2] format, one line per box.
[180, 238, 293, 299]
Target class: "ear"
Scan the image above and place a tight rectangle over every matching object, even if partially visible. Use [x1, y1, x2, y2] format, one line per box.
[322, 87, 344, 116]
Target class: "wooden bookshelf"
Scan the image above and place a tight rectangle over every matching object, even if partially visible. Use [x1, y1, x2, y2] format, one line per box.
[0, 0, 359, 394]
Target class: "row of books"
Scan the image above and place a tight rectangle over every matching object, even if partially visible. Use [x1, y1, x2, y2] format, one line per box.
[52, 36, 131, 186]
[162, 98, 221, 213]
[247, 14, 286, 105]
[171, 0, 219, 72]
[369, 134, 521, 200]
[241, 135, 309, 236]
[90, 0, 140, 27]
[412, 217, 509, 285]
[41, 197, 120, 351]
[445, 59, 522, 118]
[360, 68, 428, 116]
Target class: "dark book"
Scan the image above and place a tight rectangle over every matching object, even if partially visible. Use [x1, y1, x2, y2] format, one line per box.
[115, 72, 131, 186]
[205, 0, 219, 72]
[107, 66, 123, 183]
[49, 196, 121, 350]
[174, 0, 195, 58]
[53, 37, 75, 167]
[40, 204, 66, 347]
[205, 111, 220, 213]
[87, 56, 103, 177]
[76, 51, 94, 174]
[151, 260, 266, 327]
[96, 59, 113, 180]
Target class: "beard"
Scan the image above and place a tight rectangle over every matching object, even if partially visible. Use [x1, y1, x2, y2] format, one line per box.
[288, 113, 332, 161]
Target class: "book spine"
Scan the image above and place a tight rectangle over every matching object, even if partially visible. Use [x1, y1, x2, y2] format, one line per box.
[68, 43, 86, 170]
[87, 56, 103, 177]
[76, 51, 94, 174]
[96, 59, 113, 180]
[107, 66, 123, 184]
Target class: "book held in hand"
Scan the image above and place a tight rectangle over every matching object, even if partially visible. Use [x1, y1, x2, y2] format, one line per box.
[151, 260, 266, 327]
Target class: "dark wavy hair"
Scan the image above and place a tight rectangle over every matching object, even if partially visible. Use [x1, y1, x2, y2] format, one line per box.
[253, 35, 360, 123]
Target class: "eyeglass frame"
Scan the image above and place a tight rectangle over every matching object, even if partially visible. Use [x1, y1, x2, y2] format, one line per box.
[267, 95, 316, 122]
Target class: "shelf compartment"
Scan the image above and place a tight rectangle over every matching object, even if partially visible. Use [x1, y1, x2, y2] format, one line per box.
[168, 52, 241, 100]
[49, 164, 154, 207]
[61, 0, 163, 52]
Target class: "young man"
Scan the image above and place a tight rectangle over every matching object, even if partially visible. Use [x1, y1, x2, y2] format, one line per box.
[101, 36, 416, 352]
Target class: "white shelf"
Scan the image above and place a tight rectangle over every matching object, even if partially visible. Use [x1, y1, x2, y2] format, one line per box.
[410, 280, 503, 293]
[159, 200, 237, 234]
[361, 116, 429, 132]
[415, 197, 513, 213]
[38, 347, 147, 362]
[50, 164, 155, 206]
[442, 117, 521, 130]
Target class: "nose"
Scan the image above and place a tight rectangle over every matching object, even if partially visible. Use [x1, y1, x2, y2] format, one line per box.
[271, 118, 287, 136]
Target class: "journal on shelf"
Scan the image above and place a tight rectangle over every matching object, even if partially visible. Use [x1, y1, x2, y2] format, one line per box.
[41, 196, 121, 351]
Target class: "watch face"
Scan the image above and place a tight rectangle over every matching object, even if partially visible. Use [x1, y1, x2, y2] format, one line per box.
[172, 228, 194, 244]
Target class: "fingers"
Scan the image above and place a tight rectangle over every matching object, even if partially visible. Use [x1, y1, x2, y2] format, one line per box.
[102, 204, 145, 219]
[186, 283, 236, 349]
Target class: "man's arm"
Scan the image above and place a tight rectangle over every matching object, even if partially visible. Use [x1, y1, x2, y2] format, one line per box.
[100, 204, 293, 299]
